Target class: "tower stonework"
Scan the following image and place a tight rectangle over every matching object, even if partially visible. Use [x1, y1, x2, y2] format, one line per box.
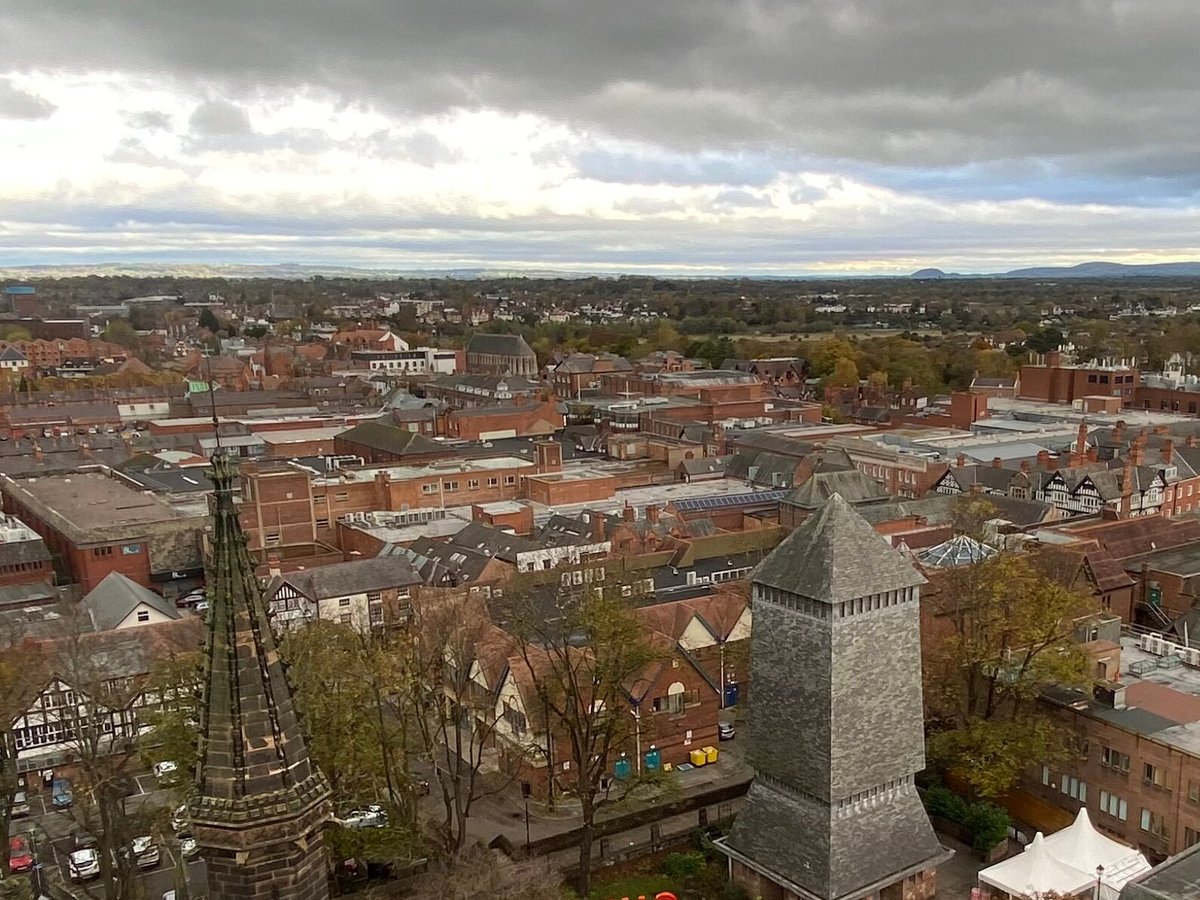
[191, 450, 332, 900]
[718, 494, 948, 900]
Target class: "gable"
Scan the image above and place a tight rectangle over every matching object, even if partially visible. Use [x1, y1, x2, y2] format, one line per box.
[728, 606, 752, 643]
[679, 615, 718, 651]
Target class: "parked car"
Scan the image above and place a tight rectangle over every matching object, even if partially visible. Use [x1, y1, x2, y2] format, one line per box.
[153, 760, 180, 784]
[178, 835, 199, 859]
[169, 804, 190, 833]
[51, 777, 73, 809]
[8, 790, 29, 818]
[69, 848, 101, 882]
[128, 836, 160, 869]
[718, 721, 736, 741]
[340, 805, 387, 829]
[9, 835, 33, 874]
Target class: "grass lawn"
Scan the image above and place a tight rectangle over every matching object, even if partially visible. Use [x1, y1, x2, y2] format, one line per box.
[589, 872, 677, 899]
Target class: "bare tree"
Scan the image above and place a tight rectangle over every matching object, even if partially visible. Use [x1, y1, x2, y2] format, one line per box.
[403, 592, 512, 853]
[409, 845, 564, 900]
[497, 573, 664, 897]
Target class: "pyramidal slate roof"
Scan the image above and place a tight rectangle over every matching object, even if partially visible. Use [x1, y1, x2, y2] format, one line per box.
[753, 493, 925, 602]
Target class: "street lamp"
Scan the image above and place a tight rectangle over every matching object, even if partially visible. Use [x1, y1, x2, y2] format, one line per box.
[1094, 863, 1105, 900]
[521, 781, 532, 855]
[630, 706, 642, 773]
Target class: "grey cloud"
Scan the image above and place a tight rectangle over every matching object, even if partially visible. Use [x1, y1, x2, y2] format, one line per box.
[0, 79, 55, 120]
[126, 110, 175, 131]
[188, 99, 252, 136]
[712, 189, 774, 209]
[5, 0, 1200, 187]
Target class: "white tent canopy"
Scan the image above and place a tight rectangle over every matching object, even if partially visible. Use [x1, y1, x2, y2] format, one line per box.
[979, 832, 1095, 898]
[1043, 809, 1152, 898]
[979, 810, 1152, 899]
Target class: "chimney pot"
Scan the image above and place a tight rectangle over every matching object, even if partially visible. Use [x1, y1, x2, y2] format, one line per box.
[956, 453, 966, 468]
[992, 456, 1003, 469]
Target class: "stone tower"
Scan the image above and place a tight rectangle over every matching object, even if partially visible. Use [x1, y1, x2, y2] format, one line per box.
[191, 449, 332, 900]
[718, 494, 948, 900]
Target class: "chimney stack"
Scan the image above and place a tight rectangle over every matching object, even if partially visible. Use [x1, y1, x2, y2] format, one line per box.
[1113, 420, 1126, 442]
[623, 502, 636, 523]
[1037, 449, 1051, 470]
[1164, 439, 1175, 465]
[956, 453, 966, 468]
[1077, 421, 1088, 458]
[267, 552, 281, 578]
[646, 504, 660, 524]
[1020, 460, 1031, 474]
[1087, 447, 1099, 463]
[992, 456, 1003, 469]
[1121, 456, 1134, 515]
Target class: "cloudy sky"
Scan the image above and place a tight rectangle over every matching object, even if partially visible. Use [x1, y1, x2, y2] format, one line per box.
[1, 1, 1198, 275]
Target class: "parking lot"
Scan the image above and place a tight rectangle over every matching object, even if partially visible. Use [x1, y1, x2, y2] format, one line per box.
[10, 769, 208, 899]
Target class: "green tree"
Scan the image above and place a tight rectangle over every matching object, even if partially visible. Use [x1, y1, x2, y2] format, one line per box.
[197, 308, 221, 333]
[102, 319, 141, 350]
[826, 357, 860, 388]
[924, 548, 1099, 797]
[0, 326, 31, 342]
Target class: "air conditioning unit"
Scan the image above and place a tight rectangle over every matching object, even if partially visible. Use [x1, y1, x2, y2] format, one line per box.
[1137, 634, 1152, 651]
[1184, 648, 1200, 667]
[1149, 637, 1166, 656]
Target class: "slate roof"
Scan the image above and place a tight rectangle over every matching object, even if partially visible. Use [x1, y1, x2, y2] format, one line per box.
[554, 352, 632, 374]
[448, 521, 543, 563]
[784, 469, 892, 511]
[680, 457, 726, 477]
[336, 421, 444, 456]
[0, 534, 50, 568]
[81, 572, 181, 631]
[1120, 843, 1200, 900]
[941, 464, 1021, 493]
[0, 346, 28, 363]
[275, 556, 422, 600]
[753, 493, 926, 602]
[466, 333, 536, 358]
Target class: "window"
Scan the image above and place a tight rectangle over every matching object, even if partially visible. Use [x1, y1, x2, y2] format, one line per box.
[335, 492, 349, 502]
[1042, 766, 1051, 786]
[1099, 790, 1128, 821]
[503, 703, 528, 735]
[136, 609, 150, 623]
[122, 544, 141, 555]
[504, 475, 516, 485]
[339, 613, 352, 625]
[1102, 746, 1130, 773]
[92, 546, 113, 557]
[1187, 827, 1200, 848]
[367, 592, 382, 604]
[1144, 762, 1166, 788]
[265, 533, 280, 546]
[315, 517, 329, 528]
[422, 483, 437, 494]
[1060, 775, 1087, 803]
[443, 481, 458, 492]
[653, 681, 687, 715]
[468, 479, 479, 490]
[339, 598, 351, 608]
[487, 477, 499, 487]
[1140, 808, 1167, 838]
[1189, 780, 1200, 804]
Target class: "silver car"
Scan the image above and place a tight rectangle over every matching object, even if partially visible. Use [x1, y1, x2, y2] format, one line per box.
[69, 848, 100, 882]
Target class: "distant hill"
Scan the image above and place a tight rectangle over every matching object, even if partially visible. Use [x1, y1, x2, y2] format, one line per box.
[911, 261, 1200, 279]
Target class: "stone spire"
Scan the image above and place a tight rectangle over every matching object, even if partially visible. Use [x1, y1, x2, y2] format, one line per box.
[191, 449, 331, 900]
[718, 494, 948, 900]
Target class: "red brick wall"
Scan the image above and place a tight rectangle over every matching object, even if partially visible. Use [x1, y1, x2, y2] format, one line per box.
[0, 558, 53, 587]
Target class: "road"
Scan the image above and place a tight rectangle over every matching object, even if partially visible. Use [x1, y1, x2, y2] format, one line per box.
[10, 771, 208, 899]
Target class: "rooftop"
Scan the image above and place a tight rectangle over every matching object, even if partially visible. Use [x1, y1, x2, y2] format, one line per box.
[1, 472, 194, 543]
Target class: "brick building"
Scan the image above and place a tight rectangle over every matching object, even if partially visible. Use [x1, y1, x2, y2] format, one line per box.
[1022, 636, 1200, 865]
[1, 473, 204, 593]
[552, 352, 634, 398]
[332, 421, 453, 465]
[1019, 352, 1140, 405]
[236, 446, 564, 554]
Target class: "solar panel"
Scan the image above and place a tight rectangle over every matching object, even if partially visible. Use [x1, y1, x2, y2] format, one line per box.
[673, 489, 788, 512]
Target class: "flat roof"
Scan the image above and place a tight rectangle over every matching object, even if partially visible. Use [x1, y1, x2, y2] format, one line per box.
[2, 473, 192, 543]
[332, 455, 537, 484]
[258, 427, 344, 444]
